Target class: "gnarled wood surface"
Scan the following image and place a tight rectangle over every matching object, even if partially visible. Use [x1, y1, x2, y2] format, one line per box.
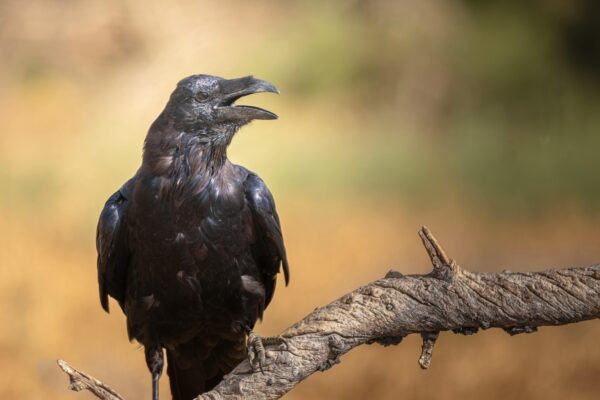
[58, 227, 600, 400]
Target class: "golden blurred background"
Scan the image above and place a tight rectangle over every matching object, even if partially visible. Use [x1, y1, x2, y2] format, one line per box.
[1, 0, 600, 398]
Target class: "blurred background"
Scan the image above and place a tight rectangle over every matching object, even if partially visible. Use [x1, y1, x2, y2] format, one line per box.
[1, 0, 600, 398]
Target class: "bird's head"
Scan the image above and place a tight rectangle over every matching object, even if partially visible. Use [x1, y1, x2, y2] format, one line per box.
[163, 74, 279, 143]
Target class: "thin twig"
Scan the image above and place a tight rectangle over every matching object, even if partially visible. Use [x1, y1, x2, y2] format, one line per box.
[57, 360, 124, 400]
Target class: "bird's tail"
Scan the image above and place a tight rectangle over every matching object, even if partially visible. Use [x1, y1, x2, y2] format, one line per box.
[167, 350, 214, 400]
[166, 336, 246, 400]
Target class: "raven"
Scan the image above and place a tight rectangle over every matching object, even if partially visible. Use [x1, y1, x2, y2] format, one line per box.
[96, 75, 289, 400]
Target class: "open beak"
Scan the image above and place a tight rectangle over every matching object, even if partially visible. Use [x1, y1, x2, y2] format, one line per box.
[215, 76, 279, 122]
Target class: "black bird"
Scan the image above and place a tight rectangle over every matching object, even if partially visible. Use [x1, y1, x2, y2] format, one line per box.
[96, 75, 289, 400]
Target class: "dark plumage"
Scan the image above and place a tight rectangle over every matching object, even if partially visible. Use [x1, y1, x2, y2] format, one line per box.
[96, 75, 289, 400]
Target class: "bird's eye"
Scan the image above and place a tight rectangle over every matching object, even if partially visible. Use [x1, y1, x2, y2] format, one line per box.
[195, 92, 208, 102]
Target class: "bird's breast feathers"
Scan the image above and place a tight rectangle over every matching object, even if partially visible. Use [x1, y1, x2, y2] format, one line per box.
[131, 165, 255, 253]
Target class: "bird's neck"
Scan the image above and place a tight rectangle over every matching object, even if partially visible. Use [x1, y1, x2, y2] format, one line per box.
[142, 121, 229, 178]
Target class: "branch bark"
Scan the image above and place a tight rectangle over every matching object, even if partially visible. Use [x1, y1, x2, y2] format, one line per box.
[58, 227, 600, 400]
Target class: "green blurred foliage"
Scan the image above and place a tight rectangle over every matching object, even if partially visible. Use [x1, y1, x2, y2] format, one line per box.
[2, 0, 599, 216]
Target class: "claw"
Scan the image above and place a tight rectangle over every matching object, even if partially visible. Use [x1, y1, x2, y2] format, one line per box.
[247, 331, 265, 372]
[246, 330, 287, 373]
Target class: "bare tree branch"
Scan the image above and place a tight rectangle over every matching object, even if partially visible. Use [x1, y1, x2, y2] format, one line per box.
[57, 360, 124, 400]
[58, 227, 600, 400]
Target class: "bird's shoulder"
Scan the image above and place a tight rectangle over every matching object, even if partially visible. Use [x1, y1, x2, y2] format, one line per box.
[233, 165, 273, 205]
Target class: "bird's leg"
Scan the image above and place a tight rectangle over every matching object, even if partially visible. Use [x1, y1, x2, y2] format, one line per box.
[145, 345, 164, 400]
[244, 325, 287, 373]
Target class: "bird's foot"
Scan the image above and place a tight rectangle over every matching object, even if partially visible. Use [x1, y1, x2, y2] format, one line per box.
[246, 330, 287, 373]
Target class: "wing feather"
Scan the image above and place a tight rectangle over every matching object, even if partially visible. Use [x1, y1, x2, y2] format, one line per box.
[96, 178, 135, 312]
[243, 173, 289, 309]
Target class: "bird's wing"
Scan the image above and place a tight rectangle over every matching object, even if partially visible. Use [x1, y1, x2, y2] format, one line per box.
[243, 172, 290, 308]
[96, 177, 136, 312]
